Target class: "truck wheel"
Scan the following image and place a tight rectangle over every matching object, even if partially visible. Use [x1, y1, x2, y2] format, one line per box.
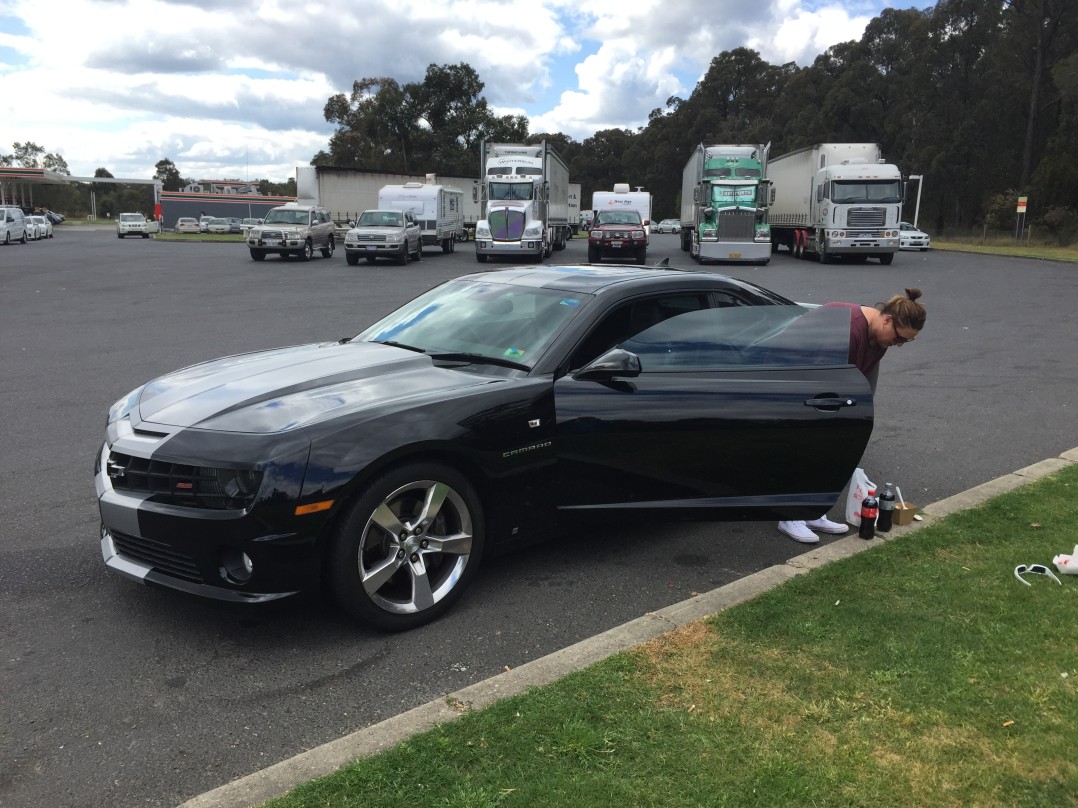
[442, 238, 451, 254]
[412, 240, 422, 262]
[298, 240, 313, 262]
[250, 250, 266, 261]
[879, 253, 894, 265]
[346, 253, 359, 266]
[635, 249, 647, 265]
[587, 245, 600, 263]
[476, 253, 487, 263]
[321, 236, 335, 258]
[449, 238, 455, 253]
[397, 248, 408, 266]
[680, 230, 690, 252]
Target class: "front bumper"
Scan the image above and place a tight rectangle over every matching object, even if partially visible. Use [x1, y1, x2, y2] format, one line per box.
[475, 239, 544, 256]
[823, 233, 900, 254]
[698, 240, 770, 261]
[248, 237, 306, 251]
[345, 241, 407, 257]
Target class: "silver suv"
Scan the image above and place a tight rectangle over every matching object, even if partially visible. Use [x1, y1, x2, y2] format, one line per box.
[344, 209, 423, 266]
[247, 205, 335, 261]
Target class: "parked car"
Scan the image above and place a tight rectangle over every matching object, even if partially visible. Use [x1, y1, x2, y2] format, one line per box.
[653, 218, 682, 234]
[246, 204, 336, 261]
[199, 215, 214, 233]
[587, 209, 648, 264]
[899, 222, 931, 251]
[227, 217, 243, 234]
[117, 213, 153, 238]
[94, 264, 872, 631]
[343, 209, 422, 265]
[240, 217, 263, 236]
[176, 217, 200, 234]
[29, 215, 53, 238]
[43, 210, 65, 225]
[206, 218, 231, 234]
[1, 206, 27, 244]
[24, 217, 41, 240]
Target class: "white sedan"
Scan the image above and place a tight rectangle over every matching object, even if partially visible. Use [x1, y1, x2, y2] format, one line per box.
[653, 218, 682, 234]
[25, 217, 41, 240]
[206, 217, 231, 234]
[176, 217, 200, 234]
[899, 222, 931, 251]
[29, 215, 53, 238]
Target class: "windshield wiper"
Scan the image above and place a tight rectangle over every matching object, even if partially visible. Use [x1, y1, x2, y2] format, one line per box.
[372, 340, 427, 353]
[428, 352, 530, 371]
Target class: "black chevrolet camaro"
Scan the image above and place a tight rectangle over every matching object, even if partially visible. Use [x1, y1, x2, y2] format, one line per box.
[95, 265, 873, 631]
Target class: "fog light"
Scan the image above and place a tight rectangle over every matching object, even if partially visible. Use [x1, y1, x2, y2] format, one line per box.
[221, 550, 253, 584]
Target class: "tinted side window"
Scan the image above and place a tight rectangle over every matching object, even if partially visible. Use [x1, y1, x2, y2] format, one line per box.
[621, 305, 851, 371]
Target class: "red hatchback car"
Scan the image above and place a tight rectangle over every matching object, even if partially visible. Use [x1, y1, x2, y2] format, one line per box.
[588, 210, 647, 264]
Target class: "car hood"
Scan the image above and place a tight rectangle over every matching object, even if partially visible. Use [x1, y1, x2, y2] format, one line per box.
[135, 342, 499, 433]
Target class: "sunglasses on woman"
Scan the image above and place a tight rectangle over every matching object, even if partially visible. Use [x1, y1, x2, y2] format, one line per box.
[890, 319, 915, 345]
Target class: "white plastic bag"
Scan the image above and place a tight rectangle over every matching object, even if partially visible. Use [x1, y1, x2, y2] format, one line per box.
[845, 468, 876, 526]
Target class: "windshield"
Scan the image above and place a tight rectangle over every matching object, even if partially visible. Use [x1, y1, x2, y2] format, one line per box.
[357, 211, 403, 227]
[596, 210, 642, 226]
[831, 180, 903, 204]
[710, 185, 757, 206]
[357, 279, 591, 368]
[489, 181, 533, 201]
[264, 208, 309, 225]
[119, 214, 144, 222]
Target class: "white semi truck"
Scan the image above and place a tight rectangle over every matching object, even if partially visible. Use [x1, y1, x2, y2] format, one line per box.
[568, 182, 582, 235]
[378, 182, 466, 253]
[592, 184, 653, 242]
[680, 144, 773, 264]
[473, 141, 572, 262]
[768, 143, 904, 265]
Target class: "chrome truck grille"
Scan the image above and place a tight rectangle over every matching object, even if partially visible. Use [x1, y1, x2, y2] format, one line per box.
[716, 210, 755, 240]
[847, 208, 886, 228]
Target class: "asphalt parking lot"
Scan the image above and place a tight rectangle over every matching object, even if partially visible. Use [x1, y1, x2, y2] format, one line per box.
[2, 229, 1077, 807]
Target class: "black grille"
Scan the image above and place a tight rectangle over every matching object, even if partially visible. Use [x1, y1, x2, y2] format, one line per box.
[111, 530, 204, 583]
[716, 210, 755, 240]
[107, 452, 261, 510]
[848, 208, 885, 228]
[260, 229, 285, 239]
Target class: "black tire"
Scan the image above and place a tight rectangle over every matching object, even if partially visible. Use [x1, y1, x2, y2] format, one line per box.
[442, 238, 451, 254]
[298, 240, 313, 262]
[879, 253, 895, 265]
[346, 253, 359, 266]
[365, 255, 377, 264]
[449, 237, 455, 253]
[142, 233, 149, 239]
[3, 232, 9, 245]
[321, 237, 334, 259]
[635, 249, 647, 265]
[117, 234, 124, 239]
[396, 247, 408, 266]
[250, 250, 266, 261]
[476, 253, 487, 263]
[413, 240, 422, 261]
[326, 461, 485, 631]
[587, 245, 600, 263]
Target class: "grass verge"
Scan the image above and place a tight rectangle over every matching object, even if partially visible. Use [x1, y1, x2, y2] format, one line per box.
[933, 240, 1078, 263]
[265, 465, 1078, 808]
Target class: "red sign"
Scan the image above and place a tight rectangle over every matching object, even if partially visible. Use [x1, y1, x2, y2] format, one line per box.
[1017, 196, 1028, 213]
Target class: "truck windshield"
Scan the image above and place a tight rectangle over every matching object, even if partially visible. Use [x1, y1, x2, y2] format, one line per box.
[830, 181, 903, 204]
[711, 185, 757, 205]
[264, 209, 309, 225]
[489, 182, 533, 201]
[704, 167, 761, 178]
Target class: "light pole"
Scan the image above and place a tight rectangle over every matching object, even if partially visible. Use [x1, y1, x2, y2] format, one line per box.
[908, 174, 924, 228]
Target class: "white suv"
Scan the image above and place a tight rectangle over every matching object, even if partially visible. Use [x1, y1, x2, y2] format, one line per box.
[247, 204, 336, 261]
[116, 213, 159, 239]
[3, 206, 29, 245]
[344, 209, 423, 266]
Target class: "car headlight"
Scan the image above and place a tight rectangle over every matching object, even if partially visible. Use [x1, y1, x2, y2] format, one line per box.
[387, 231, 403, 242]
[108, 386, 143, 425]
[523, 226, 542, 238]
[631, 229, 645, 238]
[589, 230, 601, 240]
[475, 225, 491, 238]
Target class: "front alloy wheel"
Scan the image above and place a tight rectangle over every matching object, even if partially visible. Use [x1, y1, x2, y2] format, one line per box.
[328, 462, 485, 631]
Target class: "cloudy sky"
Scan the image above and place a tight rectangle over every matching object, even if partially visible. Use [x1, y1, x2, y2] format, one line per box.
[0, 0, 932, 183]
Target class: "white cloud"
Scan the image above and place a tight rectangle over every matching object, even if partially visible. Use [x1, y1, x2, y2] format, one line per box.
[0, 0, 915, 182]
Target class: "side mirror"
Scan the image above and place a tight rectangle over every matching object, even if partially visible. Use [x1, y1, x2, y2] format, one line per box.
[573, 348, 641, 381]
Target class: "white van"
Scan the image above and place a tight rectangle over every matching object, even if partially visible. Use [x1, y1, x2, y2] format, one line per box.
[2, 206, 27, 245]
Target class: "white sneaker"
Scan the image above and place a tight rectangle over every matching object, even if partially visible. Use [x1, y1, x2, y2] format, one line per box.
[805, 516, 849, 535]
[778, 520, 819, 544]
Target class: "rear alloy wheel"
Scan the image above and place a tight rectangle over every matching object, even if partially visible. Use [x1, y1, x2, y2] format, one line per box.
[321, 237, 334, 259]
[327, 462, 485, 632]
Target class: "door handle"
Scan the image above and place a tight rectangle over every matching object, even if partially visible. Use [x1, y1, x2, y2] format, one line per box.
[805, 396, 857, 411]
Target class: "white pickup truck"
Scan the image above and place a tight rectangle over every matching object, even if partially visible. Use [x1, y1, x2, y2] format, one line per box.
[343, 209, 423, 266]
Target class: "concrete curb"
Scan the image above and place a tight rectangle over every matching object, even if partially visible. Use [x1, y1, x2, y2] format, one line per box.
[178, 448, 1077, 808]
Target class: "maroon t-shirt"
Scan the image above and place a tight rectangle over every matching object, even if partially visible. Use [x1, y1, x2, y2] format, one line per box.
[823, 302, 886, 377]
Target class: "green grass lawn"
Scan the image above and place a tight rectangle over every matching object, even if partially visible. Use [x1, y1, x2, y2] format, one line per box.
[263, 465, 1078, 808]
[933, 239, 1078, 263]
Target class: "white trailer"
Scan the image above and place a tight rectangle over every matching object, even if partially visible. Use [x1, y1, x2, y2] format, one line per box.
[768, 143, 904, 265]
[592, 184, 653, 240]
[378, 182, 465, 253]
[568, 182, 582, 235]
[473, 141, 572, 262]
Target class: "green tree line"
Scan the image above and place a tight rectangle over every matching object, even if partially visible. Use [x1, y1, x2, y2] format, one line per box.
[317, 0, 1077, 240]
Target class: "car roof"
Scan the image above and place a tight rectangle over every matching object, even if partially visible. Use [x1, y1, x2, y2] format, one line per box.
[453, 264, 785, 299]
